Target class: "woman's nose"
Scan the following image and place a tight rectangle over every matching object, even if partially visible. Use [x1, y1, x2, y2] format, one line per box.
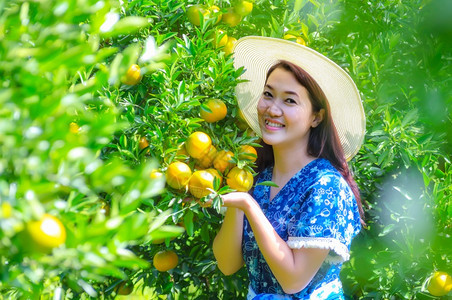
[266, 100, 282, 116]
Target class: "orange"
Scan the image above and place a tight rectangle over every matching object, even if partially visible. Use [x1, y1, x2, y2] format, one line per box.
[236, 109, 250, 130]
[200, 99, 227, 123]
[207, 168, 223, 186]
[150, 169, 164, 180]
[165, 161, 192, 189]
[234, 0, 253, 16]
[223, 36, 237, 55]
[226, 167, 253, 192]
[175, 143, 189, 161]
[213, 29, 228, 48]
[213, 150, 235, 173]
[189, 170, 216, 198]
[121, 64, 141, 85]
[239, 145, 257, 163]
[153, 250, 179, 272]
[27, 214, 66, 250]
[115, 281, 133, 295]
[69, 122, 79, 134]
[427, 271, 452, 296]
[1, 202, 12, 218]
[209, 5, 222, 24]
[186, 4, 209, 26]
[195, 145, 217, 169]
[222, 8, 242, 27]
[138, 136, 149, 150]
[284, 34, 306, 46]
[185, 131, 212, 159]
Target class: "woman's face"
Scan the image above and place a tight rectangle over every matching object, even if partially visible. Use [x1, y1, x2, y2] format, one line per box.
[257, 67, 321, 150]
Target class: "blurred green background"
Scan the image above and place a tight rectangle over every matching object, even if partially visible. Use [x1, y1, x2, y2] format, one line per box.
[0, 0, 450, 299]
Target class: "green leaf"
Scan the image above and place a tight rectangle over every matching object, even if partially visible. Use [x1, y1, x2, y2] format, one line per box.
[257, 181, 279, 188]
[103, 16, 151, 37]
[183, 210, 194, 236]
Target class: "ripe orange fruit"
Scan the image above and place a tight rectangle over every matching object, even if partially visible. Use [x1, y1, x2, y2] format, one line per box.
[213, 150, 235, 173]
[427, 271, 452, 296]
[226, 167, 253, 192]
[284, 34, 306, 46]
[234, 0, 253, 16]
[200, 99, 228, 123]
[186, 4, 209, 26]
[115, 281, 133, 295]
[27, 214, 66, 251]
[239, 145, 257, 163]
[185, 131, 212, 159]
[223, 36, 237, 55]
[165, 162, 192, 189]
[222, 8, 242, 27]
[138, 137, 149, 150]
[174, 143, 189, 161]
[195, 145, 217, 169]
[121, 64, 141, 85]
[207, 168, 223, 186]
[189, 170, 216, 198]
[153, 250, 179, 272]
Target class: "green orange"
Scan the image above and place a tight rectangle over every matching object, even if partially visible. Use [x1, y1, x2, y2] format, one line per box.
[222, 8, 242, 27]
[234, 0, 253, 16]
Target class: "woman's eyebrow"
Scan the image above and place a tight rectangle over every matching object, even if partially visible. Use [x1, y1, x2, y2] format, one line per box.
[265, 84, 299, 97]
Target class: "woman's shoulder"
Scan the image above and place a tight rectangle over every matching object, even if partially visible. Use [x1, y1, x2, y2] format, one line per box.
[307, 158, 341, 179]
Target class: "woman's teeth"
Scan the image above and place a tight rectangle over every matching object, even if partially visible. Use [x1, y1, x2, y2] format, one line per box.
[266, 120, 284, 127]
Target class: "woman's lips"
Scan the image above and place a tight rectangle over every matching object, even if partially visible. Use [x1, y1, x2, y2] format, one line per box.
[264, 118, 285, 130]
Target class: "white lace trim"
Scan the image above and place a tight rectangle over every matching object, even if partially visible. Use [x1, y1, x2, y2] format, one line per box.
[287, 237, 349, 264]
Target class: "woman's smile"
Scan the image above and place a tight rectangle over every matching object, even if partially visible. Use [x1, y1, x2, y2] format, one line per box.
[257, 67, 318, 150]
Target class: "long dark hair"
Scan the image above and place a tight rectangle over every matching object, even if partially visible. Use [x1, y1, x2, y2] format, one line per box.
[255, 60, 365, 223]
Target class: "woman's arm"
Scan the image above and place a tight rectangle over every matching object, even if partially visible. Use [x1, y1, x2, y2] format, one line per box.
[212, 207, 245, 275]
[221, 192, 329, 294]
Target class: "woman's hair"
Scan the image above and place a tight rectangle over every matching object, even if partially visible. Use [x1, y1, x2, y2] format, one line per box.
[255, 60, 365, 222]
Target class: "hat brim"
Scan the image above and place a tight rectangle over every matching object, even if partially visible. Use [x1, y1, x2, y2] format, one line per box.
[233, 36, 366, 161]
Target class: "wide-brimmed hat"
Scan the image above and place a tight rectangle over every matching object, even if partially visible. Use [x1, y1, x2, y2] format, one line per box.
[233, 36, 366, 160]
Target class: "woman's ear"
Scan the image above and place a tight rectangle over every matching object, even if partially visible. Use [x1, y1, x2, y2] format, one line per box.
[312, 109, 325, 128]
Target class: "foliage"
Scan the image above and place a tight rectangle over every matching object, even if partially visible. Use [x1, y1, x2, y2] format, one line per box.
[0, 0, 451, 299]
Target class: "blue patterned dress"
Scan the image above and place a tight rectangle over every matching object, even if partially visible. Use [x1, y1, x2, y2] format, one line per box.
[242, 158, 361, 299]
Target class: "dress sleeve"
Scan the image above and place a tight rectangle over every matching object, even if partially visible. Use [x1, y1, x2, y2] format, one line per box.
[286, 173, 361, 264]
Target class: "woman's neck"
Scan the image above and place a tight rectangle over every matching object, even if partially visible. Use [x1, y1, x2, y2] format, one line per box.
[272, 145, 315, 180]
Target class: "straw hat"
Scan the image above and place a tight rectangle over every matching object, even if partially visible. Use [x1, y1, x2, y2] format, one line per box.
[233, 36, 366, 160]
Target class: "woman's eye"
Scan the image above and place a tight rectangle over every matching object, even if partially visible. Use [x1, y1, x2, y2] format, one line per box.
[263, 91, 272, 98]
[286, 98, 296, 104]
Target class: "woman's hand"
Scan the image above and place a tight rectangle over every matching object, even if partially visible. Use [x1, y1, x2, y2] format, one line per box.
[221, 192, 253, 211]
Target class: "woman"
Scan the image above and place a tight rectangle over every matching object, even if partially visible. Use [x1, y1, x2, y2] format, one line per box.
[213, 37, 366, 299]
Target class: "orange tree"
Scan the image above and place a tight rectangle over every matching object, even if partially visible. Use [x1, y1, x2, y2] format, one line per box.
[0, 0, 181, 298]
[1, 0, 451, 299]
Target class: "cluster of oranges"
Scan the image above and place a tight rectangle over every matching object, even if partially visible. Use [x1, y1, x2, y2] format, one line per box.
[186, 1, 253, 55]
[166, 130, 256, 201]
[159, 97, 257, 202]
[148, 98, 257, 273]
